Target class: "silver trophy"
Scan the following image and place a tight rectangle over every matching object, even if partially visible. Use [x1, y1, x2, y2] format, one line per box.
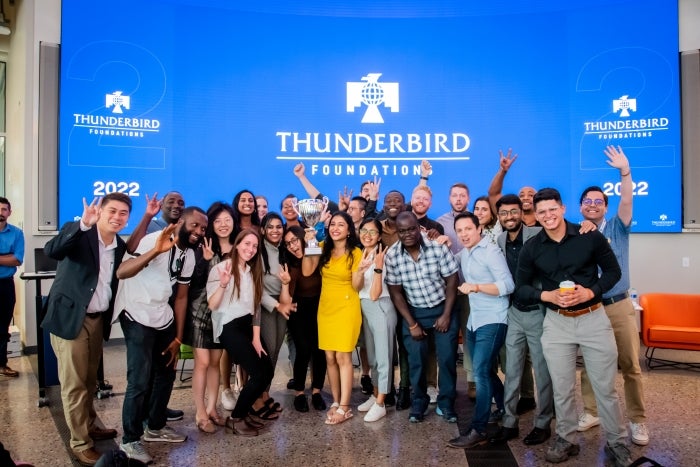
[292, 197, 329, 255]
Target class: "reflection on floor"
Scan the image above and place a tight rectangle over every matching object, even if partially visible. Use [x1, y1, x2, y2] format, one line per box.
[0, 341, 696, 466]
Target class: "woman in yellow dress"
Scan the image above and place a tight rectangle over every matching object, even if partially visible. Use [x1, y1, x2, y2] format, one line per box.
[302, 211, 364, 424]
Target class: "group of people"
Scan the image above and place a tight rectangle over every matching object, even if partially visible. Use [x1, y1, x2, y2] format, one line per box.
[0, 145, 648, 467]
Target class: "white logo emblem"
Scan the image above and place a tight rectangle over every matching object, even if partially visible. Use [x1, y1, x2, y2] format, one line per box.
[347, 73, 399, 123]
[612, 95, 636, 118]
[106, 91, 131, 114]
[659, 214, 668, 221]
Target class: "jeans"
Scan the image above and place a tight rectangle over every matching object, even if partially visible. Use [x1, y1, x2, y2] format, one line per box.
[403, 302, 458, 415]
[120, 314, 176, 444]
[0, 278, 15, 367]
[467, 322, 507, 433]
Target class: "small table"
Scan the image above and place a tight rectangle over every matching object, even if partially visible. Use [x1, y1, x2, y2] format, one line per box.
[19, 271, 56, 407]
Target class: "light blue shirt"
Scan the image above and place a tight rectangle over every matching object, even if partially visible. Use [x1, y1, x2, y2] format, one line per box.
[601, 215, 630, 298]
[459, 237, 513, 331]
[0, 223, 24, 279]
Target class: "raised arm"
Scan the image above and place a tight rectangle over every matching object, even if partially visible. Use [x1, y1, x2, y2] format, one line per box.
[126, 193, 162, 254]
[117, 223, 176, 279]
[293, 162, 321, 199]
[488, 149, 518, 209]
[604, 145, 633, 227]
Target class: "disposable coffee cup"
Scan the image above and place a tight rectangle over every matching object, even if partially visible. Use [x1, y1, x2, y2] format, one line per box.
[559, 280, 575, 294]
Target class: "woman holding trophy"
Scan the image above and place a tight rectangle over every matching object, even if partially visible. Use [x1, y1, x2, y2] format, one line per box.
[301, 209, 363, 425]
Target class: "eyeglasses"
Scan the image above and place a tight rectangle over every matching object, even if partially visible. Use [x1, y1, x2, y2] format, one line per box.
[213, 217, 233, 225]
[498, 209, 520, 217]
[284, 237, 300, 247]
[359, 228, 379, 236]
[582, 198, 605, 206]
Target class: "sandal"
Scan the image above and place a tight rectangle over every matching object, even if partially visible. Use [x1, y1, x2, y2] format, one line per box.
[209, 413, 227, 427]
[250, 404, 280, 421]
[264, 398, 283, 413]
[326, 402, 340, 421]
[196, 418, 216, 433]
[325, 406, 354, 425]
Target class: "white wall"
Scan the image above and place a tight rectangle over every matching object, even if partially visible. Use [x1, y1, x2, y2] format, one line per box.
[4, 1, 700, 347]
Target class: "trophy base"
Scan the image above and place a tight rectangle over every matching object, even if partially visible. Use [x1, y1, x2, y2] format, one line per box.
[304, 246, 323, 256]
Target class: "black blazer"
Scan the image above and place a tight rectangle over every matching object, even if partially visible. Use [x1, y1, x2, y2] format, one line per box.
[41, 221, 126, 341]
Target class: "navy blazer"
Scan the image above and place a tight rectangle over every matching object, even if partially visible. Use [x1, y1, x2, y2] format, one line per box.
[41, 221, 126, 341]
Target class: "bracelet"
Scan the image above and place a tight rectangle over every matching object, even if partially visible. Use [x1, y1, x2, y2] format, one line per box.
[220, 283, 227, 289]
[620, 171, 631, 177]
[174, 337, 182, 345]
[374, 268, 383, 274]
[420, 176, 429, 180]
[281, 281, 290, 286]
[409, 322, 419, 330]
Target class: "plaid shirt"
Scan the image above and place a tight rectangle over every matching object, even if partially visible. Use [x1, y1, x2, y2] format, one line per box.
[385, 239, 459, 309]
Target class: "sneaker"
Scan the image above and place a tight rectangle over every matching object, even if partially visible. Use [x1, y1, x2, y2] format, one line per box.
[364, 403, 387, 422]
[221, 388, 237, 411]
[604, 442, 633, 467]
[427, 385, 438, 404]
[488, 409, 505, 424]
[384, 390, 396, 408]
[545, 435, 580, 463]
[287, 378, 295, 390]
[120, 441, 153, 464]
[165, 408, 184, 422]
[358, 395, 376, 412]
[447, 429, 487, 449]
[629, 422, 650, 446]
[360, 375, 374, 395]
[142, 425, 187, 443]
[576, 412, 600, 432]
[435, 406, 457, 423]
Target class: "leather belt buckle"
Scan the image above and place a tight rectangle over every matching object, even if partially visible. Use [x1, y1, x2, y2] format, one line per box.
[554, 302, 602, 318]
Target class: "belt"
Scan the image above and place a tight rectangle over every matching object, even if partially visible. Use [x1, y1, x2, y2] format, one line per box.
[551, 302, 602, 318]
[602, 292, 629, 306]
[514, 303, 540, 312]
[85, 313, 103, 319]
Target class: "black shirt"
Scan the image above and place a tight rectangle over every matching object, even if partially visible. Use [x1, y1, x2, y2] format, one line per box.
[514, 220, 621, 311]
[417, 216, 445, 235]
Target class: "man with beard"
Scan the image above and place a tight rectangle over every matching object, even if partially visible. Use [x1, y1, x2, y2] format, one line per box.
[576, 146, 649, 447]
[42, 194, 131, 465]
[514, 188, 630, 466]
[488, 194, 554, 447]
[411, 185, 444, 238]
[126, 191, 185, 254]
[487, 149, 538, 227]
[114, 207, 207, 464]
[0, 197, 23, 379]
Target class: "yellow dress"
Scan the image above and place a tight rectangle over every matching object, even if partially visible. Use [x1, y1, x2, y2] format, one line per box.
[317, 247, 362, 352]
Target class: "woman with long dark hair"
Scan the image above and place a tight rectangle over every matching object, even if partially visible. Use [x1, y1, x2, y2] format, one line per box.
[185, 201, 234, 433]
[355, 218, 397, 422]
[302, 211, 363, 425]
[283, 225, 327, 412]
[232, 189, 261, 235]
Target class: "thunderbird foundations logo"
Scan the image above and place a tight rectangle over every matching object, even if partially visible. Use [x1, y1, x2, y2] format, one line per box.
[106, 91, 130, 114]
[612, 95, 636, 117]
[347, 73, 399, 123]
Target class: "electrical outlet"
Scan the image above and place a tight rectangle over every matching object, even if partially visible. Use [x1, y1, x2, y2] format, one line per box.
[682, 257, 690, 268]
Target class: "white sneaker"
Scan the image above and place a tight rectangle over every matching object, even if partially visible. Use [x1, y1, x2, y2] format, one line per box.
[427, 386, 439, 404]
[221, 387, 237, 411]
[630, 422, 650, 446]
[358, 395, 376, 412]
[364, 403, 387, 422]
[120, 441, 153, 464]
[577, 412, 600, 432]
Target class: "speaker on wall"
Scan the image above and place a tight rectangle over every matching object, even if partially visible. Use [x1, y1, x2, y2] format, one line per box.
[37, 41, 59, 231]
[681, 50, 700, 230]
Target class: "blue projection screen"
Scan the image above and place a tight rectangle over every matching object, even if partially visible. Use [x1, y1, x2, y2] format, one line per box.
[59, 0, 681, 233]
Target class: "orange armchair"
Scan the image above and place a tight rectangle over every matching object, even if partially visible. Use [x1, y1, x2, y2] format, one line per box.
[640, 293, 700, 371]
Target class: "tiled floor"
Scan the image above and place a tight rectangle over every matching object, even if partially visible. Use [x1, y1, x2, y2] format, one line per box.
[0, 342, 697, 466]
